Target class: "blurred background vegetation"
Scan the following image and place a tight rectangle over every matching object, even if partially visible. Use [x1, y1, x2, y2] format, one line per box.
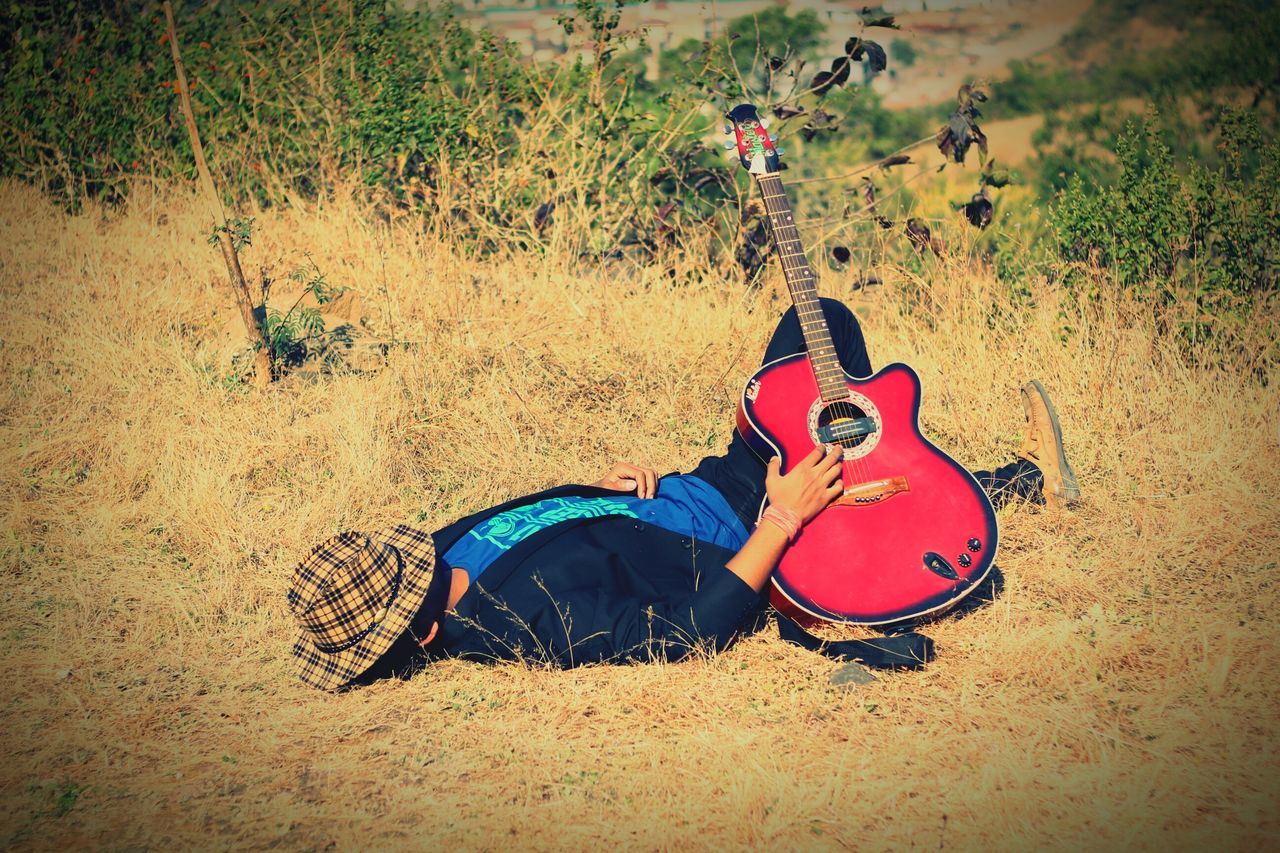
[1, 0, 1275, 357]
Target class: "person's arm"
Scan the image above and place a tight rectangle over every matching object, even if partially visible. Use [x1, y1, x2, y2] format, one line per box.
[725, 444, 844, 591]
[545, 445, 845, 664]
[587, 446, 843, 594]
[449, 448, 844, 665]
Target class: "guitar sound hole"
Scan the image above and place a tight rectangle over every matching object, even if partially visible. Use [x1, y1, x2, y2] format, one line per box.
[819, 401, 873, 450]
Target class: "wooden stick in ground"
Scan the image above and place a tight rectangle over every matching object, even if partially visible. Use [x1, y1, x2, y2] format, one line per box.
[163, 0, 273, 387]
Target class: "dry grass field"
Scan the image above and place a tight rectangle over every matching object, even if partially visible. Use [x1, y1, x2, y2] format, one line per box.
[1, 179, 1277, 850]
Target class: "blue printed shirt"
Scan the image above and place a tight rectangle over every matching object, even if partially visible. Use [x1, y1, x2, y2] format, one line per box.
[442, 474, 749, 582]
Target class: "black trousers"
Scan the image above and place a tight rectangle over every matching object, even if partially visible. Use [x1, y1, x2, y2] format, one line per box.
[688, 299, 1043, 528]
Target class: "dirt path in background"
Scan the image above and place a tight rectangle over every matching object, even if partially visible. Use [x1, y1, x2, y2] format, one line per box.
[460, 0, 1096, 107]
[877, 0, 1095, 109]
[870, 0, 1090, 109]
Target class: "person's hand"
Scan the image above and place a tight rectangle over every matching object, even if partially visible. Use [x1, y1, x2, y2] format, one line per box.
[765, 445, 844, 525]
[593, 462, 658, 499]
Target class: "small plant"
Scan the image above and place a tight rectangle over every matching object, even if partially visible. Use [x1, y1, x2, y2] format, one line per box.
[27, 780, 85, 818]
[258, 258, 353, 372]
[889, 38, 918, 68]
[207, 217, 255, 253]
[53, 783, 82, 816]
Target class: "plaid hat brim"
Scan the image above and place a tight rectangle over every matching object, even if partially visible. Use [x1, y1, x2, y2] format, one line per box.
[291, 525, 445, 691]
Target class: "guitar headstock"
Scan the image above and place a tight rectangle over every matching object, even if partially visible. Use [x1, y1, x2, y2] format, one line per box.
[724, 103, 784, 176]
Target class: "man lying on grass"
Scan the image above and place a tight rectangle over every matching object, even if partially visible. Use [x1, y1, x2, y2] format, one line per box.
[287, 300, 1079, 690]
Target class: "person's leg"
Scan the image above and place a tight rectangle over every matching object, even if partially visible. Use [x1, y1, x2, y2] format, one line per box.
[973, 381, 1080, 510]
[972, 458, 1045, 508]
[762, 298, 873, 377]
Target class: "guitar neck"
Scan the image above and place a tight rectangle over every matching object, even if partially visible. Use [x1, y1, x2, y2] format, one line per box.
[756, 173, 848, 403]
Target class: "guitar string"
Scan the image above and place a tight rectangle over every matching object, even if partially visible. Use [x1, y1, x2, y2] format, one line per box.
[761, 179, 853, 407]
[756, 173, 869, 486]
[776, 195, 869, 486]
[758, 179, 855, 418]
[761, 179, 838, 385]
[759, 175, 869, 486]
[757, 175, 869, 485]
[779, 181, 871, 488]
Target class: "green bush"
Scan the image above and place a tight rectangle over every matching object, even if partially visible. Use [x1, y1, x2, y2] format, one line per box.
[889, 38, 917, 68]
[0, 1, 525, 206]
[657, 7, 824, 88]
[0, 0, 727, 254]
[1051, 109, 1278, 314]
[991, 0, 1279, 128]
[0, 0, 1002, 278]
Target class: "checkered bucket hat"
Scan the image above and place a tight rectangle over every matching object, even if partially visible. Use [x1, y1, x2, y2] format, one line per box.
[288, 525, 448, 690]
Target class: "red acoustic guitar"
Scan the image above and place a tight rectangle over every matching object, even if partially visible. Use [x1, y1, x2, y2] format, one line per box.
[725, 103, 998, 625]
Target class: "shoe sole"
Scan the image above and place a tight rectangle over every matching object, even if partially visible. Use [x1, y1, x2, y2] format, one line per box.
[1025, 379, 1081, 505]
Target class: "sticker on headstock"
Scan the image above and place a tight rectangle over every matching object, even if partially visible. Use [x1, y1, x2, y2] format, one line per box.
[727, 104, 780, 176]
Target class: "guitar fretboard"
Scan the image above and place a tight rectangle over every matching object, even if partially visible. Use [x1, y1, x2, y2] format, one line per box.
[756, 173, 850, 404]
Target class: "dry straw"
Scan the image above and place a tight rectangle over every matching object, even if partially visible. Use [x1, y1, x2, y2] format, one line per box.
[0, 179, 1277, 849]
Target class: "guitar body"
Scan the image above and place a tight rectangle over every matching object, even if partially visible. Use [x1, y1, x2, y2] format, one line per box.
[737, 354, 998, 625]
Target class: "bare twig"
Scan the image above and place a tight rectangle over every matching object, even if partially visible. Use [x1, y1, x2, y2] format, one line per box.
[785, 132, 940, 186]
[163, 0, 273, 387]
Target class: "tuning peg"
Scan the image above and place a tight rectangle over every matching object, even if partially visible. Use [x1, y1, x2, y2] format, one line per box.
[723, 140, 737, 151]
[759, 118, 770, 129]
[723, 124, 733, 135]
[774, 147, 785, 157]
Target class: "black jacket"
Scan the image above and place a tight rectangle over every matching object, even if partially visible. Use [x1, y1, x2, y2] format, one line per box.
[428, 300, 872, 667]
[429, 483, 766, 666]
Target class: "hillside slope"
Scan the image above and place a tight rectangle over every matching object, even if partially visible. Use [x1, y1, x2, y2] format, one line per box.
[1, 183, 1276, 848]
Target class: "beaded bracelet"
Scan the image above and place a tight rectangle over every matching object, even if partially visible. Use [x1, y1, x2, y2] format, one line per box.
[759, 505, 801, 542]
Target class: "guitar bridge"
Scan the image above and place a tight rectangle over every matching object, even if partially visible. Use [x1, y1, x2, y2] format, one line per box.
[835, 475, 910, 506]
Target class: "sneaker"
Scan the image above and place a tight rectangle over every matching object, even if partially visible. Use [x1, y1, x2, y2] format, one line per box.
[1017, 380, 1081, 508]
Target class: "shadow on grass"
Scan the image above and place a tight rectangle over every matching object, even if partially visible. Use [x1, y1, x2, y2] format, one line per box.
[944, 563, 1006, 621]
[883, 563, 1005, 636]
[335, 566, 1008, 690]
